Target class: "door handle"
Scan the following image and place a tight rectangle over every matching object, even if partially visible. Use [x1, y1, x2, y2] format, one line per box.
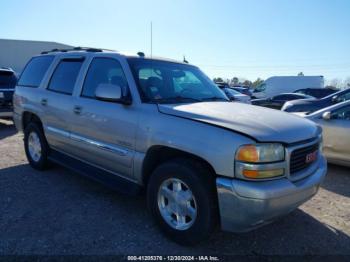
[73, 105, 82, 115]
[41, 98, 47, 106]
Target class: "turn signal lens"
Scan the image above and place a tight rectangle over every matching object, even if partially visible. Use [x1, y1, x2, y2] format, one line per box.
[236, 145, 259, 162]
[242, 169, 284, 179]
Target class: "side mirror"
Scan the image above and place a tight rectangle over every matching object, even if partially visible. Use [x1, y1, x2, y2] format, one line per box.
[322, 111, 331, 120]
[332, 96, 338, 103]
[95, 83, 130, 104]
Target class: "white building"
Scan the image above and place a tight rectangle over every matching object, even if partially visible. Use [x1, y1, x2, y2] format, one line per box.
[0, 39, 72, 74]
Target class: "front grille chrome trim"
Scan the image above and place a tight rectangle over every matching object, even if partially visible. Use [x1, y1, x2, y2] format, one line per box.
[286, 135, 322, 182]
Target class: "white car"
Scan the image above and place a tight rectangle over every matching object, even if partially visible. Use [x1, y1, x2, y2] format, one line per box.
[297, 100, 350, 167]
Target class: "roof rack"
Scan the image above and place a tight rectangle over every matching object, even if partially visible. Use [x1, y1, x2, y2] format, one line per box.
[41, 46, 115, 54]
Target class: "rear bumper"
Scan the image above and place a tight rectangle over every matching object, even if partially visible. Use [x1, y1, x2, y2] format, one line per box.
[13, 112, 22, 131]
[0, 106, 13, 118]
[216, 155, 327, 232]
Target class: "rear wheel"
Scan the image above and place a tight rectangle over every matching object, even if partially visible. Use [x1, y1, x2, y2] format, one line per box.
[24, 122, 50, 170]
[147, 159, 218, 245]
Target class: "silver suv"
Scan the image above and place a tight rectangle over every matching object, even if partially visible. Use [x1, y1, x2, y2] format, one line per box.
[13, 48, 327, 245]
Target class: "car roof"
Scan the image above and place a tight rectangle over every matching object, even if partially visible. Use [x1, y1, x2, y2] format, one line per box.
[0, 67, 15, 73]
[277, 93, 308, 96]
[38, 47, 190, 66]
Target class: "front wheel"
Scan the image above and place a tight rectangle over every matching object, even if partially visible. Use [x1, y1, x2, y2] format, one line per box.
[147, 159, 218, 245]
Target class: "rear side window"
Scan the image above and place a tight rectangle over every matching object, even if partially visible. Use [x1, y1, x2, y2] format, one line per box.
[17, 56, 54, 87]
[48, 59, 83, 95]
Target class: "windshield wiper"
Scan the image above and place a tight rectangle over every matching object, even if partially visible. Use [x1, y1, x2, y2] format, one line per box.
[152, 96, 202, 104]
[200, 96, 229, 102]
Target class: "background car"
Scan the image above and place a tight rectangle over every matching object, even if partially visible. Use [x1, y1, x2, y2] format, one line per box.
[294, 88, 338, 98]
[252, 93, 314, 110]
[252, 76, 324, 99]
[231, 85, 253, 97]
[282, 88, 350, 113]
[0, 67, 17, 119]
[298, 100, 350, 167]
[216, 82, 251, 104]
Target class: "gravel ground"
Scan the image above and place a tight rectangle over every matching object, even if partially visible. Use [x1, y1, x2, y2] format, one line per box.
[0, 119, 350, 256]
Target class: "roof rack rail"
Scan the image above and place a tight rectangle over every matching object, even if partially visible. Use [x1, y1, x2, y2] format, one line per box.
[41, 46, 115, 54]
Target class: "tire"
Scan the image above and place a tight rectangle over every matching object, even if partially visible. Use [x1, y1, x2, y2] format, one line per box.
[24, 122, 50, 170]
[147, 158, 218, 245]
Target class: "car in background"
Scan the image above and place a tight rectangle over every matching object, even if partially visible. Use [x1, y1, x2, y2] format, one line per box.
[252, 93, 314, 110]
[294, 88, 338, 99]
[231, 85, 252, 97]
[0, 67, 17, 119]
[282, 88, 350, 114]
[216, 82, 251, 104]
[252, 76, 324, 99]
[297, 100, 350, 167]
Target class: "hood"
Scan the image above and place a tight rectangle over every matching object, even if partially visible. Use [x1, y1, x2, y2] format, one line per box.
[158, 102, 319, 144]
[286, 98, 320, 106]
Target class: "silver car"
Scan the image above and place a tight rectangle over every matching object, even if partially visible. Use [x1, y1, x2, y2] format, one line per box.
[13, 48, 327, 245]
[300, 100, 350, 167]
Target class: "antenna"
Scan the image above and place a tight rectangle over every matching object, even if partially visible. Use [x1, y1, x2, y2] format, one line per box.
[150, 21, 153, 58]
[183, 55, 188, 63]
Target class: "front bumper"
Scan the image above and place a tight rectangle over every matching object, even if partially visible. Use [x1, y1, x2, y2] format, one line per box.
[216, 155, 327, 232]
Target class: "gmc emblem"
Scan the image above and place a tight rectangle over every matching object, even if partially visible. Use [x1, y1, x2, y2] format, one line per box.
[306, 150, 318, 163]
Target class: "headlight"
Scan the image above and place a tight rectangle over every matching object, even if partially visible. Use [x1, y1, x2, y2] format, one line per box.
[235, 144, 285, 180]
[236, 144, 285, 163]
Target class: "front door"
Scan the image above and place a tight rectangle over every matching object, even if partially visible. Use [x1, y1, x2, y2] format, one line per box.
[317, 105, 350, 164]
[67, 57, 138, 180]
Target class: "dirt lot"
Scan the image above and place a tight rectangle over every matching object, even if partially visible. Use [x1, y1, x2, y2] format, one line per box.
[0, 119, 349, 256]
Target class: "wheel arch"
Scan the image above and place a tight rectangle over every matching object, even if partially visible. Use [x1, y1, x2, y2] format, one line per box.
[142, 145, 217, 186]
[22, 111, 43, 131]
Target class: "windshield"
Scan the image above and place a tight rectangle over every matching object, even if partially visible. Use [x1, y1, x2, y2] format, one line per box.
[127, 58, 229, 103]
[254, 83, 266, 92]
[323, 88, 350, 101]
[224, 88, 241, 96]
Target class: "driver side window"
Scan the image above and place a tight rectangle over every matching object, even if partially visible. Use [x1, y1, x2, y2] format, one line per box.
[82, 57, 128, 99]
[331, 106, 350, 120]
[337, 92, 350, 102]
[172, 71, 201, 93]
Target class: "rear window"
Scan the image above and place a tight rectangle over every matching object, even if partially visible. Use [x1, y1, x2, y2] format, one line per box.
[47, 59, 83, 95]
[17, 56, 54, 87]
[0, 70, 17, 88]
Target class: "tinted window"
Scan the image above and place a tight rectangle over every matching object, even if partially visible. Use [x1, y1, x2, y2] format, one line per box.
[48, 60, 83, 95]
[274, 95, 292, 100]
[82, 58, 128, 98]
[337, 90, 350, 102]
[331, 106, 350, 120]
[17, 56, 54, 87]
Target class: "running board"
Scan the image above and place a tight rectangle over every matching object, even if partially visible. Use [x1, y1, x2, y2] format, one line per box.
[48, 149, 142, 195]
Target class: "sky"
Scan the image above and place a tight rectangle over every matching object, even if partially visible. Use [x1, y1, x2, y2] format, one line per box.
[1, 0, 350, 82]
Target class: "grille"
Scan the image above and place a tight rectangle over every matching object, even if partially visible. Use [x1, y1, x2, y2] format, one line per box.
[290, 143, 319, 174]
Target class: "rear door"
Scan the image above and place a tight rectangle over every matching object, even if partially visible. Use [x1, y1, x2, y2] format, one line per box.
[41, 56, 85, 152]
[67, 56, 138, 180]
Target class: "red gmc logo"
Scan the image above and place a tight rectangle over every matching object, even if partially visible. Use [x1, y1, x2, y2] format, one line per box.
[306, 150, 318, 163]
